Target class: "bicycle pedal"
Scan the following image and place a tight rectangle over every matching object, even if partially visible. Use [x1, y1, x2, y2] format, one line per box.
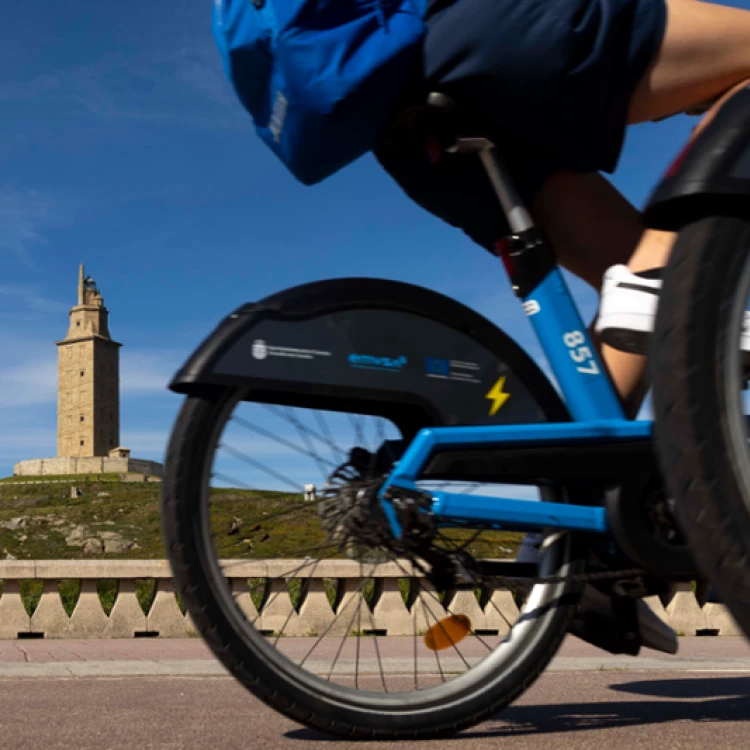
[572, 585, 678, 657]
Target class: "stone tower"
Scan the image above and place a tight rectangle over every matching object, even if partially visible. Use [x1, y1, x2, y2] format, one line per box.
[55, 265, 122, 457]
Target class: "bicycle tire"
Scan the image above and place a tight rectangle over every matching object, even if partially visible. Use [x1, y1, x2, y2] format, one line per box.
[162, 395, 582, 738]
[652, 214, 750, 637]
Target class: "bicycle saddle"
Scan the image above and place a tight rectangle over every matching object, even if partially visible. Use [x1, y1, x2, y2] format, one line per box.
[379, 90, 496, 157]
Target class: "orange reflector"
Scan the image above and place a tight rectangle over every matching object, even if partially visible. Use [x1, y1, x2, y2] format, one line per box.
[424, 615, 472, 651]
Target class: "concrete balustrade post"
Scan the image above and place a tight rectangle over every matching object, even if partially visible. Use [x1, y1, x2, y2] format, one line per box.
[0, 562, 34, 638]
[230, 577, 261, 623]
[0, 580, 31, 638]
[67, 579, 110, 638]
[445, 588, 489, 633]
[147, 578, 191, 637]
[30, 580, 72, 638]
[260, 579, 305, 636]
[483, 588, 520, 636]
[295, 578, 336, 636]
[106, 579, 148, 637]
[704, 602, 743, 635]
[643, 595, 671, 624]
[330, 577, 369, 636]
[371, 577, 413, 635]
[412, 581, 449, 634]
[664, 582, 708, 635]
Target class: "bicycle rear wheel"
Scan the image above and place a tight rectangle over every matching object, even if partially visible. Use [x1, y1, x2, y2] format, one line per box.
[653, 214, 750, 637]
[162, 391, 581, 739]
[161, 279, 583, 739]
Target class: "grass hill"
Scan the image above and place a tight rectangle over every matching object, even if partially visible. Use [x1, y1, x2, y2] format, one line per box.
[0, 475, 522, 563]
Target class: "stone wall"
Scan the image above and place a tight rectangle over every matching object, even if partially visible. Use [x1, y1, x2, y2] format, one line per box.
[12, 457, 163, 478]
[0, 560, 741, 639]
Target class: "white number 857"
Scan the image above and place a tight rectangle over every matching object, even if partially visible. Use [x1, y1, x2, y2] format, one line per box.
[563, 330, 599, 375]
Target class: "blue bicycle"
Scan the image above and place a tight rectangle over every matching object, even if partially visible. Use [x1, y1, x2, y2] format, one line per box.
[161, 88, 750, 739]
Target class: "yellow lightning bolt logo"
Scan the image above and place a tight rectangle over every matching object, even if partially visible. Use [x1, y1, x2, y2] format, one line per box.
[485, 376, 511, 416]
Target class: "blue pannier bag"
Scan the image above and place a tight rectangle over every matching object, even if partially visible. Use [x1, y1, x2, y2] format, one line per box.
[212, 0, 428, 185]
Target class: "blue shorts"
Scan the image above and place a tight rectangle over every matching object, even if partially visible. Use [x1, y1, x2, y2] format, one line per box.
[375, 0, 668, 250]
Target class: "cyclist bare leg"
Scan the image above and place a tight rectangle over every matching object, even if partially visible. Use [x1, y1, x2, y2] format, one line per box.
[531, 0, 750, 413]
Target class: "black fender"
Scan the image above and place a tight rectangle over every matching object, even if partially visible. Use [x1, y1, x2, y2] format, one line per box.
[169, 277, 568, 436]
[644, 84, 750, 232]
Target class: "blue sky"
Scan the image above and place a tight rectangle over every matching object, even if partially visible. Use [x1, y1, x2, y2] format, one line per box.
[0, 0, 746, 477]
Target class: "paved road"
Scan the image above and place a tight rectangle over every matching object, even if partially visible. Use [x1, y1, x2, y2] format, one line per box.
[2, 637, 750, 749]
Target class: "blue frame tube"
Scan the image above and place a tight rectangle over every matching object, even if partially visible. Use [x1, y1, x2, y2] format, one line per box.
[522, 269, 625, 422]
[378, 414, 652, 537]
[377, 248, 643, 538]
[431, 491, 608, 533]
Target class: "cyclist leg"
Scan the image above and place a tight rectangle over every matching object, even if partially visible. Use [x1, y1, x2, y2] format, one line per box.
[531, 0, 750, 406]
[530, 74, 750, 415]
[559, 78, 750, 407]
[530, 172, 651, 417]
[628, 0, 750, 126]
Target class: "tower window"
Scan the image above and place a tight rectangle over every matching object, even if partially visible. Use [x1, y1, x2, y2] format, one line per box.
[80, 371, 84, 377]
[80, 440, 84, 446]
[80, 416, 84, 422]
[76, 321, 80, 327]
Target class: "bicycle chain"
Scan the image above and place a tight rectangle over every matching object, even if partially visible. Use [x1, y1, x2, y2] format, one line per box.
[406, 549, 647, 590]
[487, 567, 647, 587]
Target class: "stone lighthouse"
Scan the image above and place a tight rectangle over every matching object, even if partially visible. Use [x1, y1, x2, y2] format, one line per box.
[56, 265, 121, 457]
[12, 265, 163, 479]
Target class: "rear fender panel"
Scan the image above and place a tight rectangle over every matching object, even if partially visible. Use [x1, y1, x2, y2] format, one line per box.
[169, 278, 568, 434]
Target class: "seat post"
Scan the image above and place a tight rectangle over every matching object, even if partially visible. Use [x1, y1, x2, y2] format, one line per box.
[478, 145, 535, 235]
[450, 137, 534, 235]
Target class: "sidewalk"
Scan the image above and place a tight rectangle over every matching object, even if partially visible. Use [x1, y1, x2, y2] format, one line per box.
[1, 636, 750, 678]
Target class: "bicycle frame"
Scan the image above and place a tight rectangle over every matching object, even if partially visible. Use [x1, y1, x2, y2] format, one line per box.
[377, 137, 650, 540]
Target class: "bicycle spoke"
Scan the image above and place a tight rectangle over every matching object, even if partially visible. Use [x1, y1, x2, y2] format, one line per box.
[433, 530, 517, 634]
[247, 552, 341, 629]
[280, 407, 334, 480]
[324, 593, 369, 682]
[390, 556, 494, 655]
[355, 560, 364, 689]
[221, 443, 305, 492]
[273, 558, 324, 648]
[366, 592, 388, 693]
[347, 412, 366, 449]
[231, 415, 337, 472]
[298, 587, 361, 667]
[264, 404, 348, 464]
[313, 410, 348, 464]
[419, 594, 447, 683]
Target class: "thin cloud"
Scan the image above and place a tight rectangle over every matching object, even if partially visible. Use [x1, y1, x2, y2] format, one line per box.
[0, 187, 84, 266]
[3, 42, 240, 130]
[0, 427, 56, 463]
[0, 285, 67, 315]
[120, 349, 183, 393]
[0, 356, 57, 408]
[0, 344, 184, 408]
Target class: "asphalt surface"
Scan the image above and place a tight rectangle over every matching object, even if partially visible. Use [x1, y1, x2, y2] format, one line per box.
[2, 637, 750, 749]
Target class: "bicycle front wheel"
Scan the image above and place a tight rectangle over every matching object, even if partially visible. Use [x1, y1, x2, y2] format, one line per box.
[653, 214, 750, 637]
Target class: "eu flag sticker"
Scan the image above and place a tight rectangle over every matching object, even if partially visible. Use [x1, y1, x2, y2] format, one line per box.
[425, 357, 450, 377]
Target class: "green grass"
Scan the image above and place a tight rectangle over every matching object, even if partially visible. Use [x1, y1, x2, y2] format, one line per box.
[0, 478, 167, 560]
[0, 475, 523, 564]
